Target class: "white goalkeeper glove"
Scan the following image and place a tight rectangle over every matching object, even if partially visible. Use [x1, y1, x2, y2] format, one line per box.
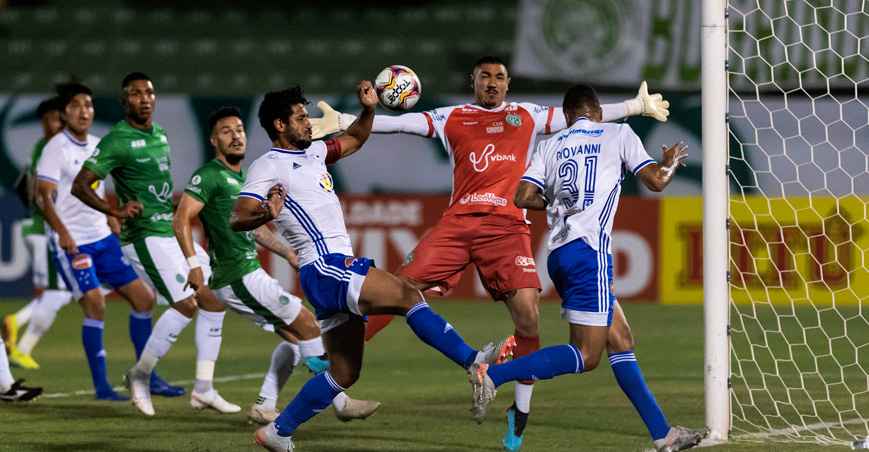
[310, 101, 358, 139]
[625, 81, 670, 122]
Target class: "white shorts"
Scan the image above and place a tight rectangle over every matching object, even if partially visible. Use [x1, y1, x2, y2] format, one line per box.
[25, 234, 66, 291]
[121, 236, 211, 304]
[214, 268, 303, 330]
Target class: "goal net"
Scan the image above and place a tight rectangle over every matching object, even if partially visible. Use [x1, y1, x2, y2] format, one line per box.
[726, 0, 868, 445]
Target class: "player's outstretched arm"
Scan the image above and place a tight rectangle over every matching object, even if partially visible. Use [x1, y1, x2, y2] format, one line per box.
[253, 225, 299, 270]
[173, 193, 207, 291]
[636, 141, 688, 192]
[514, 181, 547, 211]
[310, 104, 431, 139]
[72, 168, 142, 219]
[328, 80, 378, 161]
[230, 183, 285, 232]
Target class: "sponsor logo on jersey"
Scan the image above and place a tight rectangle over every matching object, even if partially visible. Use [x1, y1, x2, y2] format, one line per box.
[557, 127, 604, 141]
[469, 144, 517, 172]
[319, 173, 334, 192]
[514, 256, 536, 268]
[506, 113, 522, 127]
[156, 156, 170, 172]
[148, 182, 172, 203]
[131, 139, 146, 149]
[458, 192, 508, 207]
[226, 177, 239, 186]
[150, 212, 174, 223]
[71, 254, 93, 270]
[136, 157, 151, 163]
[486, 121, 504, 134]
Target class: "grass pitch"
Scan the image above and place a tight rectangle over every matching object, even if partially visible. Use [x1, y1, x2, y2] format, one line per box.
[0, 299, 852, 451]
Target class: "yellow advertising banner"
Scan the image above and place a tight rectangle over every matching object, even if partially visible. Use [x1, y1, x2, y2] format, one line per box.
[660, 196, 868, 305]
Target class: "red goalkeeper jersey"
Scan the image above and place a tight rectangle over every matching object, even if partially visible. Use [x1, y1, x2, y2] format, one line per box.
[421, 102, 558, 222]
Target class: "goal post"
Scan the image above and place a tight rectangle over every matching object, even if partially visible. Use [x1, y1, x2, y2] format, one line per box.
[706, 0, 869, 446]
[702, 0, 731, 443]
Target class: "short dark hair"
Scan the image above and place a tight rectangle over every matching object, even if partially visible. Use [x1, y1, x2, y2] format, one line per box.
[208, 106, 243, 133]
[122, 72, 151, 89]
[473, 55, 507, 71]
[562, 84, 600, 114]
[55, 82, 93, 108]
[258, 86, 308, 141]
[36, 96, 63, 117]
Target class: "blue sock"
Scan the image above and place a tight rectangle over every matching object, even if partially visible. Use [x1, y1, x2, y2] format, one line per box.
[405, 302, 477, 368]
[609, 351, 670, 440]
[274, 372, 344, 436]
[487, 344, 584, 387]
[82, 318, 112, 394]
[128, 310, 152, 359]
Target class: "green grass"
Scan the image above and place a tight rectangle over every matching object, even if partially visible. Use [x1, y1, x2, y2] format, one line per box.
[0, 299, 855, 451]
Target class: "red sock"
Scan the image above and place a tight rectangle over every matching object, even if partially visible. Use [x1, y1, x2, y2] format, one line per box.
[514, 333, 541, 385]
[364, 315, 395, 342]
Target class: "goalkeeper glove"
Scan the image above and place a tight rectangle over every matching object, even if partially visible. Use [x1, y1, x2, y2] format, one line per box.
[625, 81, 670, 122]
[310, 101, 358, 139]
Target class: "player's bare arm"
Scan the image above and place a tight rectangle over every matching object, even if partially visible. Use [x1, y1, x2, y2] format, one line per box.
[36, 179, 76, 253]
[514, 181, 547, 211]
[72, 167, 143, 219]
[230, 183, 285, 232]
[636, 142, 689, 192]
[173, 193, 207, 291]
[328, 80, 378, 160]
[253, 225, 299, 270]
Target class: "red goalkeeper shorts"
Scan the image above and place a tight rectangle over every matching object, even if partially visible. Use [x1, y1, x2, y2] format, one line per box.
[398, 213, 541, 300]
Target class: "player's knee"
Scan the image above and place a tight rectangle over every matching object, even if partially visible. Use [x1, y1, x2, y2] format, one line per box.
[79, 292, 106, 320]
[607, 329, 635, 353]
[581, 350, 602, 372]
[172, 298, 198, 318]
[289, 309, 321, 340]
[398, 281, 424, 310]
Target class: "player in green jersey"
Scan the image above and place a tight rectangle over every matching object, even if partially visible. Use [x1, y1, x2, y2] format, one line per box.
[3, 96, 71, 371]
[72, 73, 227, 409]
[174, 106, 380, 423]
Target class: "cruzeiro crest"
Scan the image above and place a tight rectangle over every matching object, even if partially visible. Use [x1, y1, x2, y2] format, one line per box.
[534, 0, 633, 77]
[318, 172, 334, 192]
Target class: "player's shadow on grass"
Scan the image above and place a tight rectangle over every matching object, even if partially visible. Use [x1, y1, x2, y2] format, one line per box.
[8, 441, 162, 452]
[296, 429, 503, 451]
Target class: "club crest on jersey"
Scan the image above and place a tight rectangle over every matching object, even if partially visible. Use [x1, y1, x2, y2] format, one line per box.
[506, 113, 522, 127]
[319, 173, 334, 192]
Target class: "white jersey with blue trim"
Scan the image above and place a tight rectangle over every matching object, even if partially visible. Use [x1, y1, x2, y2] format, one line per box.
[239, 140, 352, 267]
[522, 118, 654, 254]
[36, 129, 111, 246]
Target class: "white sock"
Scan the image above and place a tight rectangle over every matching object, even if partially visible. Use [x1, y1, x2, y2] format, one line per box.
[297, 337, 326, 358]
[514, 382, 534, 413]
[332, 391, 349, 410]
[193, 310, 224, 393]
[13, 299, 37, 326]
[136, 307, 191, 375]
[0, 337, 13, 392]
[17, 290, 68, 355]
[258, 342, 299, 409]
[194, 360, 215, 394]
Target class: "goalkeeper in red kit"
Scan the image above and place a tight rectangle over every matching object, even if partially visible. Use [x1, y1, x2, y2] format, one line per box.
[310, 56, 671, 451]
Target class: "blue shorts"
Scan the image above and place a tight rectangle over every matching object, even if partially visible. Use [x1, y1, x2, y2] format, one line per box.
[547, 238, 614, 327]
[51, 234, 139, 299]
[299, 253, 373, 332]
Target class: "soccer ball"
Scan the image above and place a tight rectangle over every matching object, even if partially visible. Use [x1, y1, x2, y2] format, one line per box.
[374, 65, 422, 111]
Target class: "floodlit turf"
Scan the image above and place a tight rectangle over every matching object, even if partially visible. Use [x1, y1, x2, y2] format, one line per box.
[0, 299, 851, 451]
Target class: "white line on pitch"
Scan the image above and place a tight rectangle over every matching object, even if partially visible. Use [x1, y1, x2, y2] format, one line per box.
[731, 418, 867, 444]
[41, 372, 265, 399]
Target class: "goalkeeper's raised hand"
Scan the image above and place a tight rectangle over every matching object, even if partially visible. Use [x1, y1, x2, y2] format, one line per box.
[625, 81, 671, 122]
[310, 101, 358, 139]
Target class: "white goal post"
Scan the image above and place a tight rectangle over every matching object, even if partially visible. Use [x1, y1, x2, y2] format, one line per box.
[704, 0, 868, 446]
